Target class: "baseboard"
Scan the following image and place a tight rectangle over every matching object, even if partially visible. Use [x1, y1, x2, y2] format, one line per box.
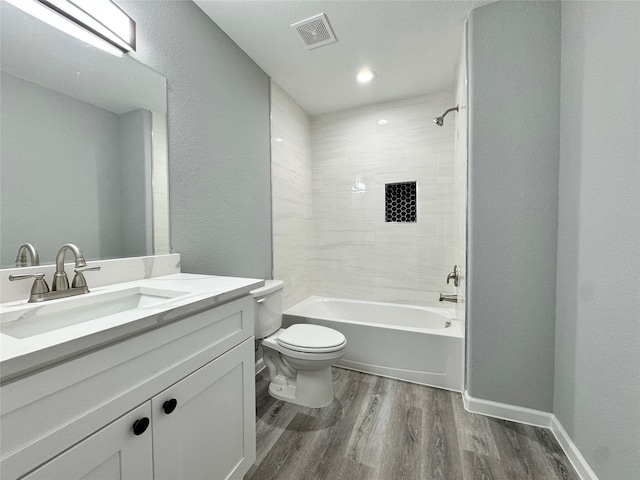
[463, 390, 552, 428]
[463, 390, 599, 480]
[550, 414, 600, 480]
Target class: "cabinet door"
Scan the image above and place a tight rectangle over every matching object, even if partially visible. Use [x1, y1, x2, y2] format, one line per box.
[22, 403, 153, 480]
[152, 338, 256, 480]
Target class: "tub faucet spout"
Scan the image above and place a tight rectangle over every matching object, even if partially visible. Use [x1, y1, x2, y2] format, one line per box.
[439, 294, 457, 303]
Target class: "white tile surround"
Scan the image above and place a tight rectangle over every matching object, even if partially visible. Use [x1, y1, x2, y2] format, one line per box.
[454, 43, 468, 337]
[271, 82, 313, 309]
[272, 84, 459, 308]
[310, 91, 457, 307]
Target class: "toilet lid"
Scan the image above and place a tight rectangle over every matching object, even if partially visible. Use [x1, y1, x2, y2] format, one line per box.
[277, 324, 346, 352]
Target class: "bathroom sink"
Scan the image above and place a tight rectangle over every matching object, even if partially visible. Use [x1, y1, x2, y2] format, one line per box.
[0, 286, 190, 339]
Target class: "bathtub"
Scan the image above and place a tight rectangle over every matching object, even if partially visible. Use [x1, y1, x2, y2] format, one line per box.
[283, 296, 463, 392]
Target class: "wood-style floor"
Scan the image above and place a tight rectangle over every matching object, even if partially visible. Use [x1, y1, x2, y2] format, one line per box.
[244, 368, 579, 480]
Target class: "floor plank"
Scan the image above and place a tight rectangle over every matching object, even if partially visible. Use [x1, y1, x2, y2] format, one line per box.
[305, 371, 372, 479]
[253, 391, 299, 465]
[244, 368, 580, 480]
[460, 451, 509, 480]
[450, 390, 500, 458]
[345, 375, 397, 469]
[376, 381, 423, 480]
[421, 388, 465, 480]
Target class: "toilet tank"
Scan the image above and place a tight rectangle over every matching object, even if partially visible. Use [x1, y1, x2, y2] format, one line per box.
[250, 280, 284, 339]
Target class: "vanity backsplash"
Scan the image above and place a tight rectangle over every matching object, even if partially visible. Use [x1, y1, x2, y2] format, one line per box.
[0, 254, 181, 304]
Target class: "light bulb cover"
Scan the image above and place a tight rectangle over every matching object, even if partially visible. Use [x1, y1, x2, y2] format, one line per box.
[7, 0, 135, 54]
[357, 68, 376, 83]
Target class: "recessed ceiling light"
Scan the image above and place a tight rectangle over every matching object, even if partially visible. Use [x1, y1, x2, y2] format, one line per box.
[378, 119, 388, 125]
[273, 137, 284, 143]
[357, 68, 376, 84]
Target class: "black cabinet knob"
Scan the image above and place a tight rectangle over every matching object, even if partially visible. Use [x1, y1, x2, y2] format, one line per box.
[132, 417, 150, 435]
[163, 398, 178, 414]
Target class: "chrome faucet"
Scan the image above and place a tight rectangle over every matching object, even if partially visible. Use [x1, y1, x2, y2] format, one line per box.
[9, 244, 100, 303]
[14, 243, 40, 267]
[52, 243, 100, 291]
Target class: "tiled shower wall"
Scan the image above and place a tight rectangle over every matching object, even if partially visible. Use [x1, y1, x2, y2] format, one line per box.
[270, 81, 313, 309]
[454, 43, 468, 334]
[310, 91, 457, 306]
[271, 84, 458, 308]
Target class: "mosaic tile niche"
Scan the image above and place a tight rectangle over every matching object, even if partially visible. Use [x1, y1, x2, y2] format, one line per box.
[385, 181, 417, 222]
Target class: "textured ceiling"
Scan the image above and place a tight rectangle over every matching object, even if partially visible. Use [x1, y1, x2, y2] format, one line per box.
[194, 0, 493, 116]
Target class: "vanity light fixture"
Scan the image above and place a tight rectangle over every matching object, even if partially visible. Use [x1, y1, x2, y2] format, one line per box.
[6, 0, 135, 56]
[357, 68, 376, 84]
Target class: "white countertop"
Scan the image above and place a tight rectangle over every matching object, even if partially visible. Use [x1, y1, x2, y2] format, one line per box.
[0, 273, 264, 383]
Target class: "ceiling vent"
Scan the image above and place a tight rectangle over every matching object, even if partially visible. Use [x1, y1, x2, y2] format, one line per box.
[291, 13, 337, 50]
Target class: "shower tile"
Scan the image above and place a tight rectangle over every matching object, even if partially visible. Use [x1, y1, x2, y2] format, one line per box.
[271, 81, 313, 307]
[279, 89, 459, 306]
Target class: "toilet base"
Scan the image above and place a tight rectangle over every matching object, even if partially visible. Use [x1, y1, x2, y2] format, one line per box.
[267, 366, 335, 408]
[268, 382, 299, 405]
[261, 333, 343, 408]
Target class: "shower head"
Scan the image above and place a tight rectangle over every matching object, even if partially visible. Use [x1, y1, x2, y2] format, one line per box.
[433, 105, 459, 126]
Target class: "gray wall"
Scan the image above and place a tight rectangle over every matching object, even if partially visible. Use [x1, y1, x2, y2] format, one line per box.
[466, 1, 561, 411]
[555, 2, 640, 478]
[0, 71, 125, 265]
[116, 0, 272, 279]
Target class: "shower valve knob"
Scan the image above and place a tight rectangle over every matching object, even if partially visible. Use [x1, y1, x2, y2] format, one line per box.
[446, 265, 460, 287]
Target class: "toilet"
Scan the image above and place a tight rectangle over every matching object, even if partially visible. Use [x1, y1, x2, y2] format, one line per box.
[251, 280, 346, 408]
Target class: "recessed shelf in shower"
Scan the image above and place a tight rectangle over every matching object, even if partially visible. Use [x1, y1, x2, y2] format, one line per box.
[385, 181, 417, 223]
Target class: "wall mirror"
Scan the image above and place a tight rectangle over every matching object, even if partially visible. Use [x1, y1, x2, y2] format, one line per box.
[0, 1, 170, 268]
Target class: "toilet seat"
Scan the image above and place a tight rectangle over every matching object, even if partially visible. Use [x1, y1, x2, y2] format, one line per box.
[276, 324, 346, 354]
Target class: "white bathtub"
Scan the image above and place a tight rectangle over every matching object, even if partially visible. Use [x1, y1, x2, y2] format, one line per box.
[283, 296, 464, 392]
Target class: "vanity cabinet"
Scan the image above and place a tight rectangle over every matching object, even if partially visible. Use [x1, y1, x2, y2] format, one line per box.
[21, 403, 154, 480]
[0, 295, 256, 480]
[153, 339, 254, 480]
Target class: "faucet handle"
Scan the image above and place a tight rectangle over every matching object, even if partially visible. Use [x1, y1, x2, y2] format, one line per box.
[446, 265, 460, 287]
[9, 273, 50, 296]
[72, 265, 100, 289]
[74, 265, 101, 273]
